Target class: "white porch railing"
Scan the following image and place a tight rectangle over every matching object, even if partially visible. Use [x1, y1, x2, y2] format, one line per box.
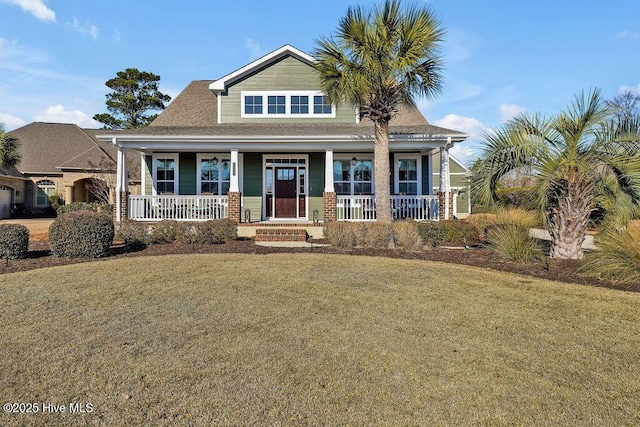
[336, 195, 440, 221]
[128, 195, 229, 221]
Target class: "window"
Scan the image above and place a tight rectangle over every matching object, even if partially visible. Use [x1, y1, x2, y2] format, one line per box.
[199, 156, 231, 195]
[333, 158, 373, 195]
[244, 95, 263, 115]
[36, 179, 55, 206]
[314, 95, 332, 114]
[290, 95, 309, 114]
[153, 154, 178, 195]
[394, 155, 422, 195]
[241, 91, 334, 117]
[267, 95, 286, 114]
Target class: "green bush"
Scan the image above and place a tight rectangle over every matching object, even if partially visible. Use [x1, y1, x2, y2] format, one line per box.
[0, 224, 29, 259]
[49, 211, 114, 258]
[149, 220, 181, 243]
[323, 222, 358, 249]
[57, 202, 112, 216]
[417, 220, 480, 247]
[393, 220, 423, 251]
[579, 229, 640, 284]
[495, 187, 538, 210]
[486, 224, 544, 263]
[148, 219, 238, 245]
[194, 219, 238, 244]
[116, 220, 151, 248]
[49, 193, 64, 211]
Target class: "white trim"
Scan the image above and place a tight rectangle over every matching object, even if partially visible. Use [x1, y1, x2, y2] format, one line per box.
[333, 154, 375, 195]
[262, 154, 309, 220]
[152, 153, 179, 195]
[393, 153, 422, 195]
[230, 149, 239, 192]
[209, 45, 315, 92]
[140, 153, 147, 196]
[196, 153, 231, 195]
[240, 91, 336, 118]
[217, 92, 222, 124]
[324, 149, 334, 193]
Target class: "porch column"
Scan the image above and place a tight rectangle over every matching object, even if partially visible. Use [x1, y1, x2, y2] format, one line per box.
[323, 149, 336, 222]
[438, 137, 452, 220]
[114, 140, 128, 223]
[227, 149, 241, 223]
[65, 185, 73, 205]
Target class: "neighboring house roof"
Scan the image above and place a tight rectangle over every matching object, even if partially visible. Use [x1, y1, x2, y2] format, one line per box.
[8, 122, 138, 179]
[0, 166, 27, 180]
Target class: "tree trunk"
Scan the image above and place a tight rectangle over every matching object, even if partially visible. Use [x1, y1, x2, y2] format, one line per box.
[374, 120, 392, 223]
[547, 177, 593, 260]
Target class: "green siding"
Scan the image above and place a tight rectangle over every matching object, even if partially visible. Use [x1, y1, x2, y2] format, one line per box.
[432, 152, 468, 174]
[308, 152, 324, 197]
[242, 153, 262, 197]
[179, 153, 196, 195]
[144, 156, 153, 195]
[221, 55, 355, 124]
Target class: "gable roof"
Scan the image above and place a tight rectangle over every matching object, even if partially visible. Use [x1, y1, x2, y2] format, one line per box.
[0, 166, 27, 180]
[209, 45, 314, 92]
[150, 80, 217, 127]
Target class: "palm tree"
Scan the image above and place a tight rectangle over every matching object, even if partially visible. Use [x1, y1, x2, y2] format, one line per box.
[314, 0, 444, 223]
[473, 89, 640, 259]
[0, 123, 20, 169]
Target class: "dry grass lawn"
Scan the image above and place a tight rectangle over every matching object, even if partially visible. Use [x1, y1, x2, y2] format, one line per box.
[1, 253, 639, 426]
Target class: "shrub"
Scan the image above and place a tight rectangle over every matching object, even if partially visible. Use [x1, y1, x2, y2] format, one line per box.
[495, 208, 542, 228]
[417, 220, 480, 247]
[579, 229, 640, 283]
[49, 193, 64, 211]
[466, 214, 497, 242]
[194, 219, 238, 244]
[495, 187, 538, 210]
[149, 220, 181, 243]
[116, 220, 151, 248]
[0, 224, 29, 259]
[57, 202, 112, 216]
[393, 220, 423, 251]
[356, 222, 393, 248]
[323, 222, 358, 249]
[49, 211, 114, 258]
[486, 224, 544, 263]
[147, 219, 238, 245]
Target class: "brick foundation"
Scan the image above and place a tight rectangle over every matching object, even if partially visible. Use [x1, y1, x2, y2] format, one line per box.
[227, 191, 242, 223]
[114, 191, 129, 222]
[323, 191, 336, 222]
[437, 191, 454, 220]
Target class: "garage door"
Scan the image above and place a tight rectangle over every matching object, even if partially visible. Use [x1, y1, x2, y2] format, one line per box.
[0, 186, 11, 219]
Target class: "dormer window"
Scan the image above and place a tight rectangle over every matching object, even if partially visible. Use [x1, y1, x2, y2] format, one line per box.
[241, 91, 335, 118]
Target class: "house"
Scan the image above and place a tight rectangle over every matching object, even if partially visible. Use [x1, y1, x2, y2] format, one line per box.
[96, 45, 469, 228]
[8, 122, 140, 215]
[0, 167, 28, 218]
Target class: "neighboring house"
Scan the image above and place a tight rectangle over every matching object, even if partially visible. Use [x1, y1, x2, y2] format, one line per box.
[97, 45, 469, 226]
[0, 167, 28, 219]
[9, 122, 140, 214]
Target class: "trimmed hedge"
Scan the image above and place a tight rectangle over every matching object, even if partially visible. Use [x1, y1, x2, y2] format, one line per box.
[119, 219, 239, 247]
[417, 220, 480, 247]
[49, 211, 115, 258]
[57, 202, 113, 216]
[0, 224, 29, 259]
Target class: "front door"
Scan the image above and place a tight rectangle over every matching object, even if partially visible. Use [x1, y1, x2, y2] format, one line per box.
[275, 167, 296, 218]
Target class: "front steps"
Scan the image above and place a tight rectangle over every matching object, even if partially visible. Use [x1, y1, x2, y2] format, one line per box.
[254, 228, 308, 242]
[238, 222, 324, 240]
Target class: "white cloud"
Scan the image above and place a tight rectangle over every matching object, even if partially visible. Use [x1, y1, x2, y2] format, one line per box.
[0, 113, 26, 130]
[617, 30, 640, 39]
[113, 30, 121, 43]
[499, 103, 525, 122]
[67, 17, 99, 40]
[35, 105, 99, 128]
[245, 39, 264, 60]
[619, 84, 640, 94]
[0, 0, 55, 22]
[433, 114, 491, 164]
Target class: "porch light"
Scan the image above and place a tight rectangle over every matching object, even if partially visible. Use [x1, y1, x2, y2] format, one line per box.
[351, 156, 357, 167]
[212, 156, 219, 165]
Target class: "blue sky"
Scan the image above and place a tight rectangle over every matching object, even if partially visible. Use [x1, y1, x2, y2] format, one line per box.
[1, 0, 639, 164]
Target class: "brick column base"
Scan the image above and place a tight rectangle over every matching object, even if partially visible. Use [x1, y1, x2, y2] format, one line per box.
[114, 191, 129, 223]
[227, 191, 242, 223]
[437, 191, 454, 220]
[323, 192, 336, 222]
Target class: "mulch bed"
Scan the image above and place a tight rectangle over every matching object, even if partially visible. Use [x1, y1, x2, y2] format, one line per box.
[2, 239, 638, 293]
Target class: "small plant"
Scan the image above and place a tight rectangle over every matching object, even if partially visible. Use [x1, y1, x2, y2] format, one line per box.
[194, 219, 238, 244]
[466, 213, 497, 242]
[417, 221, 479, 247]
[116, 220, 151, 248]
[0, 224, 29, 260]
[323, 222, 358, 249]
[495, 208, 541, 228]
[149, 220, 181, 243]
[356, 222, 393, 248]
[49, 193, 64, 211]
[486, 224, 544, 263]
[579, 229, 640, 283]
[393, 220, 423, 251]
[49, 211, 114, 258]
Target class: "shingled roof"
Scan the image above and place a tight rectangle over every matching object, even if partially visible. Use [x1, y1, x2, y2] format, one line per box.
[150, 80, 217, 127]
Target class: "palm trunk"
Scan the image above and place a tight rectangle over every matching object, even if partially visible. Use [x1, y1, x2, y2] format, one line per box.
[547, 177, 593, 260]
[374, 120, 392, 223]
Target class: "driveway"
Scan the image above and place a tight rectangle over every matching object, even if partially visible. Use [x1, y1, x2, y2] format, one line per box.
[0, 218, 54, 241]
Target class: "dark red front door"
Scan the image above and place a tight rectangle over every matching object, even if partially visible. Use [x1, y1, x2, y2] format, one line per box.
[275, 167, 296, 218]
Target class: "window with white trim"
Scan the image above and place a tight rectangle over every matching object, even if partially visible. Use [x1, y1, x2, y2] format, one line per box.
[241, 91, 335, 118]
[394, 154, 422, 195]
[198, 155, 231, 195]
[333, 158, 373, 195]
[153, 154, 178, 194]
[36, 179, 55, 206]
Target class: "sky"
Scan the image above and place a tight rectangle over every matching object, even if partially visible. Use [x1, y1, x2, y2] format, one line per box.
[1, 0, 639, 165]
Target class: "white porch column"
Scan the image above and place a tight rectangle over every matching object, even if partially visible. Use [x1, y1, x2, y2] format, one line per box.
[114, 140, 128, 223]
[140, 153, 147, 196]
[324, 149, 334, 192]
[229, 149, 239, 192]
[439, 137, 452, 220]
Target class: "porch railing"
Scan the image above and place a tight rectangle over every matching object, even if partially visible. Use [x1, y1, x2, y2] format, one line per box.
[128, 195, 228, 221]
[336, 195, 440, 221]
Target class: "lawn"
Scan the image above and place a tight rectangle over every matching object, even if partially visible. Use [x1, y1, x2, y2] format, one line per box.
[1, 253, 639, 426]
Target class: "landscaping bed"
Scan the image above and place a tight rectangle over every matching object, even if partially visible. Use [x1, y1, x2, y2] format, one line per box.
[2, 238, 637, 293]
